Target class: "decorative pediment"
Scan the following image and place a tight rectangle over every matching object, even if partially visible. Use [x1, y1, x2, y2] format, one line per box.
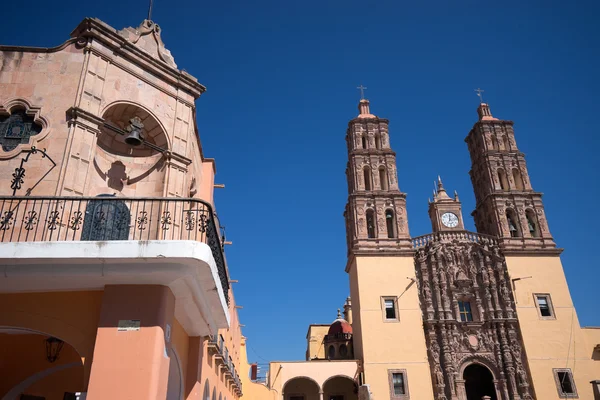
[118, 20, 177, 68]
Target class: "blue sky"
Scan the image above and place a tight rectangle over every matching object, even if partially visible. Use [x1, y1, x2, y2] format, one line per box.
[2, 0, 599, 364]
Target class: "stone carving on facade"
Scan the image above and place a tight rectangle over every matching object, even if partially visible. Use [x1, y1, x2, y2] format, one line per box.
[415, 238, 535, 400]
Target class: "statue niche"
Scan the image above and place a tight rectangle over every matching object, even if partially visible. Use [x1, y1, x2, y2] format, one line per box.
[415, 239, 535, 400]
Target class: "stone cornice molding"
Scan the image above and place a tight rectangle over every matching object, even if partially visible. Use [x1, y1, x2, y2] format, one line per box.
[66, 106, 104, 132]
[345, 249, 415, 272]
[472, 191, 545, 209]
[465, 119, 515, 141]
[0, 38, 79, 54]
[501, 248, 563, 256]
[71, 18, 205, 99]
[348, 117, 390, 127]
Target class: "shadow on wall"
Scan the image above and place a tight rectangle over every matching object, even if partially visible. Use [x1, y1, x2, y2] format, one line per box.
[0, 329, 85, 400]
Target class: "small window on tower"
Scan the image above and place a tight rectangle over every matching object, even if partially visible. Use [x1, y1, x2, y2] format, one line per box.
[506, 210, 521, 238]
[361, 135, 367, 149]
[375, 134, 381, 149]
[382, 297, 398, 321]
[458, 300, 473, 322]
[535, 294, 555, 319]
[553, 368, 577, 398]
[379, 167, 389, 190]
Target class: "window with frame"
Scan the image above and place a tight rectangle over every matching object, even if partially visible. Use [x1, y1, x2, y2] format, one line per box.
[458, 300, 473, 322]
[553, 368, 577, 398]
[388, 369, 409, 398]
[535, 294, 555, 319]
[383, 297, 397, 320]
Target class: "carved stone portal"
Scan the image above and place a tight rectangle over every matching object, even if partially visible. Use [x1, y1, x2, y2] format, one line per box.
[415, 238, 535, 400]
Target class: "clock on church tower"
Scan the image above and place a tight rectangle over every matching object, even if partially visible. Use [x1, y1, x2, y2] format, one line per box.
[428, 176, 465, 232]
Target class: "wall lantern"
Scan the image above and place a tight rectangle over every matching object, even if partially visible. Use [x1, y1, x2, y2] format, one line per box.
[45, 337, 64, 363]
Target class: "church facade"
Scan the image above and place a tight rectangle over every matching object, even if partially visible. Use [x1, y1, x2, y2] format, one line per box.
[341, 98, 600, 400]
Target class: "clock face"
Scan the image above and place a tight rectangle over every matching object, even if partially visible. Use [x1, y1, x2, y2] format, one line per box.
[441, 212, 459, 228]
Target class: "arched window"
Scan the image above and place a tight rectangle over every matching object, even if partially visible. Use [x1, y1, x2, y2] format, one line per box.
[526, 210, 539, 237]
[361, 135, 367, 149]
[203, 380, 210, 400]
[385, 209, 396, 238]
[498, 169, 509, 191]
[491, 134, 499, 150]
[366, 209, 376, 238]
[506, 209, 521, 238]
[502, 135, 510, 151]
[512, 168, 524, 190]
[363, 166, 372, 191]
[375, 134, 381, 149]
[328, 345, 335, 359]
[339, 344, 348, 358]
[379, 167, 388, 190]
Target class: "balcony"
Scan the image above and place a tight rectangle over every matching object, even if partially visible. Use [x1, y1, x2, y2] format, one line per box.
[0, 196, 231, 335]
[412, 230, 498, 249]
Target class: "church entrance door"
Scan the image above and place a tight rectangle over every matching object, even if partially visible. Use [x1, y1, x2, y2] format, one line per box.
[463, 363, 497, 400]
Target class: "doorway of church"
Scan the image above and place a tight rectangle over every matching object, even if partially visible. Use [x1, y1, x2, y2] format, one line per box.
[463, 363, 497, 400]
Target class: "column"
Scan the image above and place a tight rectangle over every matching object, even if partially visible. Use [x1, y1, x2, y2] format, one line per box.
[319, 390, 324, 400]
[87, 285, 175, 399]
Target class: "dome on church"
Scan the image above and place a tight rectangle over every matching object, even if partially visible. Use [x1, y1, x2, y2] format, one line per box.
[327, 310, 352, 336]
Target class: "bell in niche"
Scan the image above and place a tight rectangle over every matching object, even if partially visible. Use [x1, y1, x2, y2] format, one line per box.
[124, 116, 145, 146]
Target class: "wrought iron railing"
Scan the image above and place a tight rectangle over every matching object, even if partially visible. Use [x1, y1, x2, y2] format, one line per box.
[0, 196, 230, 303]
[324, 332, 353, 342]
[411, 230, 498, 249]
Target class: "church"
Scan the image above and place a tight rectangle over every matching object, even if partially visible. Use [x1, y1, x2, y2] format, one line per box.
[0, 15, 598, 400]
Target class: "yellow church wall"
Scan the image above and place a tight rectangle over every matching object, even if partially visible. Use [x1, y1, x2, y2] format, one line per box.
[348, 261, 364, 362]
[506, 255, 600, 399]
[238, 339, 278, 400]
[306, 324, 329, 360]
[349, 255, 435, 400]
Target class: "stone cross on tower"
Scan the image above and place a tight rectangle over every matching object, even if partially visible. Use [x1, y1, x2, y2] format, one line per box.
[356, 84, 367, 100]
[475, 88, 485, 104]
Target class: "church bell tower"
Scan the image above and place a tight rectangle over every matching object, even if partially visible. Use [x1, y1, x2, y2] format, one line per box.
[465, 102, 557, 252]
[344, 98, 411, 255]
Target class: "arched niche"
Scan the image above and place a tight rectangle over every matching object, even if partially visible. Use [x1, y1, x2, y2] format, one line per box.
[91, 102, 168, 197]
[322, 375, 357, 400]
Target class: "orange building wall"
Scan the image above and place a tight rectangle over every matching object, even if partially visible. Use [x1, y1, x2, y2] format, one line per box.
[0, 290, 103, 388]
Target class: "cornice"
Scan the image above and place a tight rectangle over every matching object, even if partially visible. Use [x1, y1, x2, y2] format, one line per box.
[347, 117, 390, 128]
[347, 191, 407, 199]
[473, 191, 544, 209]
[465, 119, 515, 142]
[502, 248, 564, 256]
[0, 38, 79, 54]
[345, 248, 416, 271]
[71, 18, 205, 99]
[349, 149, 397, 157]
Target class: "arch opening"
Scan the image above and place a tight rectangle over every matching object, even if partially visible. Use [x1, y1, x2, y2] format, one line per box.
[361, 135, 367, 149]
[506, 209, 521, 238]
[323, 376, 357, 400]
[379, 167, 388, 190]
[512, 168, 524, 190]
[366, 209, 376, 239]
[502, 135, 510, 151]
[491, 134, 499, 150]
[497, 169, 509, 191]
[282, 377, 320, 400]
[463, 363, 497, 400]
[385, 209, 396, 238]
[526, 209, 539, 237]
[0, 327, 85, 400]
[363, 167, 372, 191]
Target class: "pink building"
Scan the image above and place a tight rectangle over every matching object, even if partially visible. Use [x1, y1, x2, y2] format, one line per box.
[0, 18, 248, 400]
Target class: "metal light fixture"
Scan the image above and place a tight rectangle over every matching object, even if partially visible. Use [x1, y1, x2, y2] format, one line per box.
[45, 336, 64, 363]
